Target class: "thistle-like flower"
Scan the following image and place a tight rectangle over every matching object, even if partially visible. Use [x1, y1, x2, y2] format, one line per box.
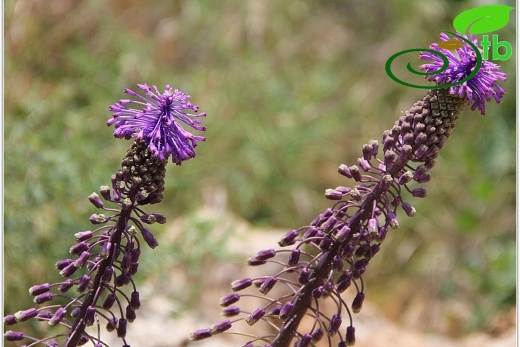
[4, 84, 206, 347]
[191, 34, 506, 347]
[419, 32, 506, 115]
[107, 84, 207, 164]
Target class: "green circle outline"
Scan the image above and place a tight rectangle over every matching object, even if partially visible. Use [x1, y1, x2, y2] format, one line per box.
[385, 31, 483, 89]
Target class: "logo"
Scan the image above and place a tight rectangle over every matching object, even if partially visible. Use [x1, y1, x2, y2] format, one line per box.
[385, 5, 514, 89]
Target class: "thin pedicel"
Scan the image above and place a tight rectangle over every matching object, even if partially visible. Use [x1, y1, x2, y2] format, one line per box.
[4, 84, 206, 347]
[191, 33, 506, 347]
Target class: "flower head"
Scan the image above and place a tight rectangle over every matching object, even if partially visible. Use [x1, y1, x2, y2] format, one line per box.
[108, 84, 206, 164]
[419, 33, 506, 115]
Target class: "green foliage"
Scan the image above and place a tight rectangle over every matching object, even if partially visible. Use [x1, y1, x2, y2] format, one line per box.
[4, 0, 515, 336]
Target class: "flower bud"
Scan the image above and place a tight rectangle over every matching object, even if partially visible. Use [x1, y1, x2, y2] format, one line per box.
[117, 318, 127, 338]
[247, 258, 266, 266]
[89, 214, 109, 224]
[362, 143, 373, 160]
[210, 319, 232, 334]
[414, 173, 431, 183]
[74, 251, 90, 268]
[36, 310, 52, 320]
[256, 249, 276, 260]
[349, 165, 362, 182]
[69, 242, 88, 255]
[4, 331, 24, 341]
[88, 193, 104, 208]
[126, 305, 136, 322]
[102, 266, 114, 283]
[401, 201, 416, 217]
[85, 306, 96, 326]
[121, 253, 132, 272]
[412, 188, 427, 198]
[222, 306, 241, 317]
[258, 275, 276, 294]
[319, 235, 333, 251]
[74, 230, 93, 242]
[231, 278, 252, 292]
[58, 279, 74, 293]
[287, 249, 301, 267]
[333, 255, 343, 271]
[190, 328, 212, 341]
[141, 228, 159, 249]
[152, 213, 167, 224]
[279, 301, 294, 320]
[346, 326, 356, 346]
[338, 164, 352, 178]
[220, 293, 240, 307]
[327, 314, 342, 336]
[298, 268, 311, 284]
[29, 283, 51, 296]
[59, 263, 78, 277]
[103, 293, 116, 310]
[99, 185, 111, 200]
[76, 275, 91, 292]
[116, 272, 131, 287]
[106, 317, 118, 332]
[245, 308, 265, 326]
[303, 226, 319, 239]
[3, 315, 16, 325]
[48, 307, 66, 326]
[352, 292, 365, 313]
[278, 229, 299, 246]
[358, 158, 371, 172]
[55, 259, 73, 270]
[139, 214, 156, 224]
[14, 308, 37, 322]
[398, 171, 413, 185]
[325, 188, 343, 200]
[130, 291, 141, 310]
[33, 293, 53, 304]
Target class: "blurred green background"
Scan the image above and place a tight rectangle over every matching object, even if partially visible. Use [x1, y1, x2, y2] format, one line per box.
[4, 0, 515, 340]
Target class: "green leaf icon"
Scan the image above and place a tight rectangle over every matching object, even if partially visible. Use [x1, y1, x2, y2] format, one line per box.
[453, 5, 514, 35]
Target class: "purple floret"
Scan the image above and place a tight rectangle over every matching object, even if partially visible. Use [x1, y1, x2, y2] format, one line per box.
[420, 33, 506, 115]
[108, 84, 206, 164]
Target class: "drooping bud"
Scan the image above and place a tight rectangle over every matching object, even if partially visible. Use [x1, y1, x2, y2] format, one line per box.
[245, 308, 265, 326]
[29, 283, 51, 296]
[190, 328, 212, 341]
[231, 278, 253, 292]
[222, 306, 241, 317]
[141, 228, 159, 249]
[117, 318, 127, 338]
[4, 331, 25, 341]
[210, 319, 232, 334]
[278, 229, 299, 246]
[14, 308, 38, 322]
[88, 192, 104, 209]
[220, 293, 240, 307]
[352, 292, 365, 313]
[48, 307, 67, 326]
[327, 313, 342, 336]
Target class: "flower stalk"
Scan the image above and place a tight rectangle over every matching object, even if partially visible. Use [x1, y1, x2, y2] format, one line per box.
[191, 33, 506, 347]
[4, 84, 206, 347]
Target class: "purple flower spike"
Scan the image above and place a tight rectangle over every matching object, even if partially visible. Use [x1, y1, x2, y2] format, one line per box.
[420, 33, 507, 115]
[108, 84, 206, 164]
